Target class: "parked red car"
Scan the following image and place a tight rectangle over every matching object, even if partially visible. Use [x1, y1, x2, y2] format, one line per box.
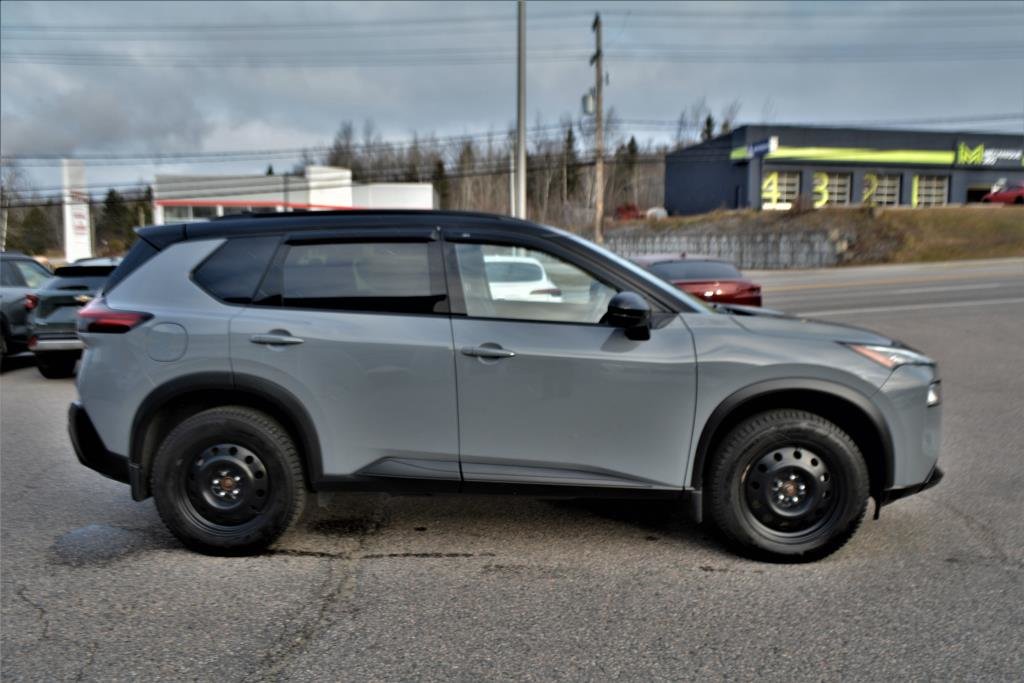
[633, 254, 763, 307]
[981, 181, 1024, 205]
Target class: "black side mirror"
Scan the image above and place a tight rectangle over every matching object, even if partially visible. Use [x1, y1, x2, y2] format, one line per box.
[606, 291, 651, 340]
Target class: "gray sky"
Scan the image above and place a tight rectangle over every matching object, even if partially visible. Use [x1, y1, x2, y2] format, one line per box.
[2, 0, 1023, 193]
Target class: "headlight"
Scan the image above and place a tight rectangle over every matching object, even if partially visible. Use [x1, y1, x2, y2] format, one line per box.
[845, 343, 934, 369]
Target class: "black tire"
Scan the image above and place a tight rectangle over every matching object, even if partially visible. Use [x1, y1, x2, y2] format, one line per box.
[35, 352, 79, 379]
[707, 409, 869, 562]
[151, 406, 306, 555]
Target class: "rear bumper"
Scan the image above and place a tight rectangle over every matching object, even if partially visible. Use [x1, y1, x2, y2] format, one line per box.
[68, 402, 130, 485]
[32, 337, 84, 352]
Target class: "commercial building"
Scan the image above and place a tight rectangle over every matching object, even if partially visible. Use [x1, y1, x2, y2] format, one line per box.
[665, 125, 1024, 215]
[153, 165, 434, 224]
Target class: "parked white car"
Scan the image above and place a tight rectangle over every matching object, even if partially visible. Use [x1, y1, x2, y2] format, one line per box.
[483, 255, 563, 302]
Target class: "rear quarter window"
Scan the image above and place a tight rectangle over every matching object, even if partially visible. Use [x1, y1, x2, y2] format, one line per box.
[193, 235, 281, 304]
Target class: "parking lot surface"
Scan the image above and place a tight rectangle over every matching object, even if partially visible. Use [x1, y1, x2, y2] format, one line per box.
[2, 258, 1023, 681]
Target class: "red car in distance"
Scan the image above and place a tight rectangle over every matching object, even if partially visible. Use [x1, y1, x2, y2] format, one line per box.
[633, 253, 763, 307]
[981, 181, 1024, 205]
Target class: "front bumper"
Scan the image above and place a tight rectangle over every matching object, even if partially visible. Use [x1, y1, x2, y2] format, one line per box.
[878, 465, 943, 507]
[68, 402, 130, 485]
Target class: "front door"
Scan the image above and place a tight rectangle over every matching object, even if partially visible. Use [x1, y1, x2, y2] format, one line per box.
[447, 237, 697, 490]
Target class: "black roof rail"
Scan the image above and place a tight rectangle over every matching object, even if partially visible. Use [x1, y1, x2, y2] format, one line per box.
[210, 208, 510, 222]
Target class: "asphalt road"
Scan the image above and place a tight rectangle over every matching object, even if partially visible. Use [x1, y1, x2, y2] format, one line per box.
[2, 258, 1023, 681]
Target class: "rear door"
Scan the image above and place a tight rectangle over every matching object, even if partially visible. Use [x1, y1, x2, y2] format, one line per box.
[228, 228, 461, 482]
[445, 232, 697, 490]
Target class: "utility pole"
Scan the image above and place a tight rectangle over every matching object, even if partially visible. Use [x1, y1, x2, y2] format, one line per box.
[515, 0, 527, 219]
[591, 13, 604, 243]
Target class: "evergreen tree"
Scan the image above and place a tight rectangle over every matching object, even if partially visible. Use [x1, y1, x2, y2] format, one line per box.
[95, 189, 134, 254]
[431, 159, 450, 209]
[10, 206, 54, 255]
[266, 165, 274, 175]
[701, 114, 717, 141]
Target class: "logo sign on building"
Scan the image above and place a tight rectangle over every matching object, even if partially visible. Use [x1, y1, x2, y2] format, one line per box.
[956, 142, 1024, 168]
[746, 136, 779, 159]
[61, 159, 93, 262]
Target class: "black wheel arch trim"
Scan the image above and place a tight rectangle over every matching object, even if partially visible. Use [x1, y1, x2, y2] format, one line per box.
[690, 378, 895, 492]
[129, 371, 323, 501]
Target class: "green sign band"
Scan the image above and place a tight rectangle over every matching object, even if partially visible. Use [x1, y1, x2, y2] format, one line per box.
[733, 145, 956, 165]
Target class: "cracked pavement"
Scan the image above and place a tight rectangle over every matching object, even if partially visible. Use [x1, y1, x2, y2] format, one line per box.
[2, 261, 1023, 681]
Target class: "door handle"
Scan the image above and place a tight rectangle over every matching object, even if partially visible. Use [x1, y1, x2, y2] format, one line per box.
[461, 345, 515, 359]
[250, 332, 304, 346]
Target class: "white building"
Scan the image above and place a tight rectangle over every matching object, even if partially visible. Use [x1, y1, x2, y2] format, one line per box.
[153, 165, 434, 224]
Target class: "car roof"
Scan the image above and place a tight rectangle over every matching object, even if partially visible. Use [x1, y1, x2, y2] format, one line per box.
[137, 210, 551, 247]
[632, 253, 726, 266]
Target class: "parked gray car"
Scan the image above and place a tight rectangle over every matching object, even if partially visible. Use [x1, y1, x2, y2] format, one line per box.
[70, 211, 942, 561]
[1, 251, 53, 357]
[27, 258, 120, 378]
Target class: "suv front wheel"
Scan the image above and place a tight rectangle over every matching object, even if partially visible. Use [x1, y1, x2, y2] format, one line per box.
[151, 406, 306, 555]
[707, 409, 869, 562]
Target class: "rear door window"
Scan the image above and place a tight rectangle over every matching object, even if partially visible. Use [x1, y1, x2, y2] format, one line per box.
[258, 240, 447, 314]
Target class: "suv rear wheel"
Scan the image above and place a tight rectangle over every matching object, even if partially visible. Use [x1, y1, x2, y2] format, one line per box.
[707, 409, 869, 562]
[151, 406, 306, 555]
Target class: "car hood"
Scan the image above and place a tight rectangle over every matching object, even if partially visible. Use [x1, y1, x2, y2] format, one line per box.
[721, 305, 895, 345]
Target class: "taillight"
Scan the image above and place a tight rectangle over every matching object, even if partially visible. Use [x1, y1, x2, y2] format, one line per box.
[28, 336, 38, 350]
[77, 298, 152, 334]
[530, 288, 562, 296]
[24, 294, 39, 311]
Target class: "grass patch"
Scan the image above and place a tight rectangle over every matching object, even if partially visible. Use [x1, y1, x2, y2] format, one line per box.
[608, 206, 1024, 264]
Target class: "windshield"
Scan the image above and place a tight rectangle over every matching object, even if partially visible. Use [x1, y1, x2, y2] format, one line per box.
[553, 229, 713, 313]
[650, 261, 742, 281]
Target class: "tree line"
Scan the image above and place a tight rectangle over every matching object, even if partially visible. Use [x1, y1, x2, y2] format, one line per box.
[1, 98, 741, 256]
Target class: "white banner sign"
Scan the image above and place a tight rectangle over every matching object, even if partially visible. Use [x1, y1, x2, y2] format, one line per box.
[62, 159, 93, 262]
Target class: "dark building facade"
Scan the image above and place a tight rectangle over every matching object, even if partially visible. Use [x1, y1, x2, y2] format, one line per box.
[665, 125, 1024, 215]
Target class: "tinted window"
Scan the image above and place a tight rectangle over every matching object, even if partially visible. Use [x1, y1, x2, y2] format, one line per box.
[264, 241, 445, 314]
[45, 275, 110, 291]
[2, 261, 24, 286]
[10, 260, 52, 288]
[103, 239, 159, 294]
[649, 261, 741, 281]
[484, 260, 544, 283]
[193, 235, 280, 303]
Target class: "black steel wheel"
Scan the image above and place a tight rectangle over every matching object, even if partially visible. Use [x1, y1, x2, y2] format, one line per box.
[707, 409, 869, 562]
[151, 406, 306, 555]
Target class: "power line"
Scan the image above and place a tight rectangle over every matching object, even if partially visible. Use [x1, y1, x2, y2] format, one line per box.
[5, 114, 1021, 166]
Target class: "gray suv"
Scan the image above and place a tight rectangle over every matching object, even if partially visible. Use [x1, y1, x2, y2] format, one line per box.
[69, 211, 942, 561]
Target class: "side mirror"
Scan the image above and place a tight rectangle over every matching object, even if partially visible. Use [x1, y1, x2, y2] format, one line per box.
[606, 291, 651, 341]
